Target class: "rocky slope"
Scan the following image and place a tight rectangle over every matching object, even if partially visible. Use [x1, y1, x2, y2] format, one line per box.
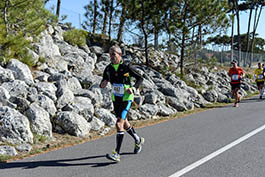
[0, 24, 257, 157]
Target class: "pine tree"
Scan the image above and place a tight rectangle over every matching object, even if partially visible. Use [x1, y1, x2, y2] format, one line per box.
[167, 0, 230, 75]
[0, 0, 53, 65]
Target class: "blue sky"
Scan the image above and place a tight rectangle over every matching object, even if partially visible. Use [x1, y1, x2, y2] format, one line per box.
[45, 0, 265, 40]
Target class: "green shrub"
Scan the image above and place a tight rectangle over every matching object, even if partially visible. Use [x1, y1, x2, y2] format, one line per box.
[0, 155, 11, 162]
[0, 31, 35, 66]
[245, 73, 253, 79]
[63, 29, 88, 47]
[0, 0, 55, 67]
[33, 134, 48, 144]
[38, 56, 46, 64]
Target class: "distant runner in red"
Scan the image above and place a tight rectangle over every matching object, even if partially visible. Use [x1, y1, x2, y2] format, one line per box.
[228, 60, 245, 107]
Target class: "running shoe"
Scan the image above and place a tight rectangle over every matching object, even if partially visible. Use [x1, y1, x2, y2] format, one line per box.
[106, 150, 120, 162]
[233, 103, 239, 107]
[134, 137, 145, 154]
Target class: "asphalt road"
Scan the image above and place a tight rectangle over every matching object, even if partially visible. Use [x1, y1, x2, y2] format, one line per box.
[1, 97, 265, 177]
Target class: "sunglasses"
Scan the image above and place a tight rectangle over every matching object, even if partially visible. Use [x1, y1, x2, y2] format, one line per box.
[110, 51, 121, 56]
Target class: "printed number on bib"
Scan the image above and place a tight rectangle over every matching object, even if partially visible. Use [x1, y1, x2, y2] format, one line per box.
[112, 84, 124, 97]
[232, 74, 239, 81]
[258, 74, 263, 80]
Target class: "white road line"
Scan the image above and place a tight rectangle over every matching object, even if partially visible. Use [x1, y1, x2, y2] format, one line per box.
[169, 124, 265, 177]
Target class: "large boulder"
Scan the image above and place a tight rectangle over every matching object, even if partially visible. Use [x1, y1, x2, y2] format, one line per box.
[0, 106, 33, 144]
[7, 59, 34, 85]
[54, 111, 91, 137]
[26, 103, 53, 137]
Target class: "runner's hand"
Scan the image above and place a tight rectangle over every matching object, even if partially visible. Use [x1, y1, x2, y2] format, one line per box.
[126, 88, 133, 94]
[100, 80, 108, 88]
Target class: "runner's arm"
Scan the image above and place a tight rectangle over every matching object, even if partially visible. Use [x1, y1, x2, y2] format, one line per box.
[128, 65, 143, 89]
[100, 67, 109, 88]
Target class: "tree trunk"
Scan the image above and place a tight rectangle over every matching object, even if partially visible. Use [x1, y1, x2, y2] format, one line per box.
[180, 2, 187, 76]
[234, 0, 241, 66]
[102, 9, 108, 34]
[108, 0, 114, 41]
[92, 0, 98, 34]
[245, 3, 253, 67]
[197, 25, 202, 60]
[140, 0, 149, 66]
[167, 9, 173, 52]
[56, 0, 61, 17]
[4, 0, 9, 34]
[191, 27, 195, 59]
[117, 2, 126, 42]
[154, 27, 159, 49]
[250, 5, 262, 67]
[168, 33, 172, 51]
[231, 8, 234, 63]
[102, 0, 109, 35]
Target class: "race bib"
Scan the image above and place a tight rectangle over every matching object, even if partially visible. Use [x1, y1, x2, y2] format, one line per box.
[112, 83, 124, 97]
[258, 74, 263, 80]
[232, 74, 239, 81]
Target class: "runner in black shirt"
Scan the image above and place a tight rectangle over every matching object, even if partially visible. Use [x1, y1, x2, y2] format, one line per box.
[100, 45, 144, 162]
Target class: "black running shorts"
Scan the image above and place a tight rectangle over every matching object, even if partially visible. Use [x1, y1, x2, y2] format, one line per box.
[256, 81, 264, 87]
[113, 97, 132, 120]
[231, 83, 241, 90]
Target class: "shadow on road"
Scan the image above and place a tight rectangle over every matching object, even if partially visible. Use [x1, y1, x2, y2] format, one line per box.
[237, 97, 264, 104]
[206, 97, 264, 109]
[0, 152, 134, 169]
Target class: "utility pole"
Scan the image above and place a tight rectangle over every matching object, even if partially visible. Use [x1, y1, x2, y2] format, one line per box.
[79, 13, 81, 29]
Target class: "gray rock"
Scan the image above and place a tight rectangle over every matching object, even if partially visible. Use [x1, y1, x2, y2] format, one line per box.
[73, 89, 98, 105]
[33, 71, 50, 82]
[98, 127, 111, 136]
[90, 46, 104, 56]
[157, 103, 177, 116]
[98, 53, 110, 62]
[203, 89, 218, 102]
[144, 92, 158, 104]
[167, 96, 187, 112]
[95, 108, 116, 127]
[34, 94, 57, 117]
[16, 144, 32, 152]
[54, 111, 91, 137]
[0, 106, 33, 144]
[56, 87, 75, 109]
[34, 82, 57, 101]
[139, 104, 159, 119]
[0, 146, 17, 156]
[6, 59, 34, 85]
[0, 86, 10, 101]
[134, 96, 144, 106]
[35, 30, 61, 60]
[127, 109, 143, 120]
[0, 65, 15, 83]
[90, 117, 105, 131]
[26, 103, 53, 137]
[66, 77, 82, 92]
[95, 61, 109, 73]
[9, 96, 31, 113]
[2, 80, 29, 98]
[63, 97, 94, 122]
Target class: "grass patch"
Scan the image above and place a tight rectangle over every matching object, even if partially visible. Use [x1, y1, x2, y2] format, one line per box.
[0, 155, 10, 163]
[33, 134, 48, 144]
